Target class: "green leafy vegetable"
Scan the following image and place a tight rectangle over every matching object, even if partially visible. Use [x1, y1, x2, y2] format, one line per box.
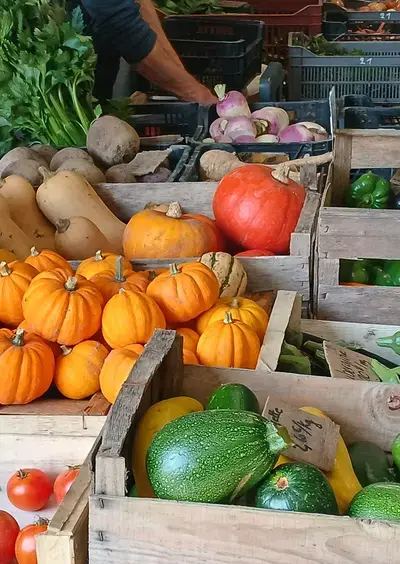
[371, 359, 400, 384]
[155, 0, 223, 15]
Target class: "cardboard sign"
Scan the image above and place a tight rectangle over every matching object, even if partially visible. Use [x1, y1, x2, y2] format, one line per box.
[262, 397, 340, 472]
[323, 341, 380, 382]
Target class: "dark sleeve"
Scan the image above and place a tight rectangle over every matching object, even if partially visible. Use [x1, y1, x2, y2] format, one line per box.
[81, 0, 157, 64]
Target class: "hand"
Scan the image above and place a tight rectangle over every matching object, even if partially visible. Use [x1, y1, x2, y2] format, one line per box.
[181, 83, 218, 104]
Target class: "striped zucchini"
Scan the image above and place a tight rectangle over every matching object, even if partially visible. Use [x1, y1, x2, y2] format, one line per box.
[200, 252, 247, 297]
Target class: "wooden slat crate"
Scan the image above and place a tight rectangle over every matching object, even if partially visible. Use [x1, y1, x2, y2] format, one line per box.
[89, 330, 400, 564]
[317, 129, 400, 323]
[92, 177, 322, 313]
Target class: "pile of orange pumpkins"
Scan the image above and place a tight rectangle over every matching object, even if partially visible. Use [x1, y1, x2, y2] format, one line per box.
[0, 248, 269, 407]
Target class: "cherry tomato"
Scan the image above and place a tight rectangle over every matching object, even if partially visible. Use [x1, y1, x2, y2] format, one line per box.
[7, 468, 52, 511]
[15, 520, 48, 564]
[53, 466, 80, 505]
[0, 510, 20, 564]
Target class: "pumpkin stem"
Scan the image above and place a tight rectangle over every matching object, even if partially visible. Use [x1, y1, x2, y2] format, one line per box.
[56, 219, 71, 234]
[65, 277, 78, 291]
[223, 311, 234, 324]
[119, 288, 127, 294]
[0, 261, 12, 277]
[148, 270, 157, 281]
[114, 256, 126, 283]
[231, 297, 240, 308]
[169, 263, 181, 276]
[166, 201, 183, 219]
[94, 250, 104, 262]
[12, 328, 25, 347]
[38, 167, 54, 182]
[60, 345, 72, 356]
[30, 246, 40, 257]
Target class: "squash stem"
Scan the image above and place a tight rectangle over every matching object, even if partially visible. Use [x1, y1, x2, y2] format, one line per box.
[55, 219, 71, 234]
[30, 247, 40, 257]
[169, 263, 181, 276]
[94, 250, 104, 262]
[0, 261, 12, 277]
[231, 297, 240, 308]
[114, 256, 126, 283]
[12, 328, 25, 347]
[38, 167, 54, 182]
[60, 345, 72, 356]
[166, 202, 183, 219]
[65, 277, 78, 292]
[224, 311, 234, 324]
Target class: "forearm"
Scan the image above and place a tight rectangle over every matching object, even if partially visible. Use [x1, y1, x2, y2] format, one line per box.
[137, 0, 181, 65]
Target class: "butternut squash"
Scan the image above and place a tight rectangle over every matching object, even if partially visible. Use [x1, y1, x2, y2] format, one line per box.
[0, 195, 35, 259]
[0, 249, 17, 263]
[0, 175, 55, 250]
[275, 406, 362, 514]
[36, 169, 125, 253]
[55, 217, 117, 260]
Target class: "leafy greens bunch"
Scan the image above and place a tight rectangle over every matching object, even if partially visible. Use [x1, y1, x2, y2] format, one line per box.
[0, 0, 101, 153]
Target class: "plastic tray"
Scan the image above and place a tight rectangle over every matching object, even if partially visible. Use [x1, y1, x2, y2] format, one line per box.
[288, 33, 400, 102]
[160, 145, 193, 182]
[340, 95, 400, 129]
[323, 19, 400, 41]
[137, 18, 264, 92]
[324, 1, 400, 23]
[180, 142, 321, 182]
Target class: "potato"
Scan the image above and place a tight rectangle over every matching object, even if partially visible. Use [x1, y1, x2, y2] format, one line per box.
[105, 164, 137, 183]
[0, 147, 46, 177]
[1, 159, 44, 186]
[31, 144, 58, 165]
[50, 148, 93, 171]
[57, 158, 106, 184]
[87, 115, 140, 168]
[137, 167, 171, 183]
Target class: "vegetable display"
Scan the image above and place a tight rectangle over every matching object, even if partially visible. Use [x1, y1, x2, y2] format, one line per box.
[340, 259, 400, 287]
[346, 171, 391, 209]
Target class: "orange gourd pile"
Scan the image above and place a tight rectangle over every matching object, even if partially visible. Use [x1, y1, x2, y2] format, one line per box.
[0, 248, 269, 408]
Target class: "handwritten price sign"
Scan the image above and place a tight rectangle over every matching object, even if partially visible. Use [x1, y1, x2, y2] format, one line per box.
[262, 397, 340, 472]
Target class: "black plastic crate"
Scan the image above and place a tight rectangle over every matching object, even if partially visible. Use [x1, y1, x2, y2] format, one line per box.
[180, 142, 318, 182]
[196, 98, 332, 155]
[138, 18, 264, 92]
[340, 95, 400, 129]
[159, 145, 193, 182]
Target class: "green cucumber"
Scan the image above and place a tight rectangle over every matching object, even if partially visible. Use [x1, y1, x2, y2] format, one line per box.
[392, 434, 400, 473]
[255, 462, 339, 515]
[147, 409, 291, 504]
[349, 483, 400, 521]
[348, 441, 394, 487]
[128, 484, 138, 497]
[206, 383, 260, 413]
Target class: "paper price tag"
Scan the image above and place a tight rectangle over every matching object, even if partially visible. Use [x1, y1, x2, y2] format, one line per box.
[323, 341, 380, 382]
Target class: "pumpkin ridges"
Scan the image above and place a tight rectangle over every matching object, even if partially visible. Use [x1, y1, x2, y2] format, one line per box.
[176, 328, 199, 353]
[25, 247, 73, 274]
[76, 251, 131, 280]
[0, 261, 39, 326]
[99, 345, 144, 404]
[204, 297, 268, 341]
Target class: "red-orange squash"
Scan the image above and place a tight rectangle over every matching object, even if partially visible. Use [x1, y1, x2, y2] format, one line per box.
[102, 289, 166, 348]
[235, 249, 275, 257]
[25, 247, 73, 274]
[0, 328, 54, 404]
[99, 344, 145, 404]
[176, 328, 200, 353]
[123, 202, 223, 259]
[146, 262, 219, 323]
[22, 269, 104, 345]
[196, 311, 260, 369]
[213, 164, 305, 254]
[0, 261, 38, 326]
[54, 340, 109, 399]
[76, 251, 132, 280]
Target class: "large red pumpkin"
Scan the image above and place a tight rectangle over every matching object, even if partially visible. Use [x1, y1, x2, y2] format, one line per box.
[213, 165, 305, 254]
[235, 249, 275, 257]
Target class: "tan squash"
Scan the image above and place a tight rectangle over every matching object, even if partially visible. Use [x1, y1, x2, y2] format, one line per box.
[36, 169, 125, 253]
[55, 217, 116, 260]
[0, 249, 17, 264]
[0, 195, 35, 259]
[0, 175, 55, 250]
[199, 252, 247, 297]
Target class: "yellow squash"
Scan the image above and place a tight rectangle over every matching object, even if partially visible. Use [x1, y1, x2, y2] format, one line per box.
[132, 396, 203, 497]
[275, 406, 362, 514]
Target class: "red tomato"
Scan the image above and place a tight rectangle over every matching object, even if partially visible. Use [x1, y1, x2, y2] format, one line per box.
[0, 510, 20, 564]
[53, 466, 80, 504]
[7, 469, 52, 511]
[15, 521, 48, 564]
[235, 249, 275, 257]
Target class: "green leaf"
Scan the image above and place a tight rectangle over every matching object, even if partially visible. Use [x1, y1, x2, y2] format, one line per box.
[371, 359, 400, 384]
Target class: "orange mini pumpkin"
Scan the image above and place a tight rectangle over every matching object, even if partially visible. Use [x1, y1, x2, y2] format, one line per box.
[22, 269, 104, 345]
[102, 289, 166, 348]
[196, 296, 268, 340]
[100, 344, 145, 404]
[54, 340, 109, 399]
[18, 319, 62, 358]
[176, 328, 200, 353]
[91, 256, 156, 302]
[183, 348, 199, 365]
[0, 261, 38, 326]
[0, 328, 54, 404]
[123, 201, 222, 260]
[76, 250, 132, 280]
[25, 246, 73, 274]
[197, 311, 260, 369]
[146, 262, 219, 323]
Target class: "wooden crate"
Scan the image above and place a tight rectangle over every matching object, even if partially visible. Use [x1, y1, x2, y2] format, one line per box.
[317, 129, 400, 323]
[92, 178, 322, 312]
[0, 394, 108, 564]
[89, 330, 400, 564]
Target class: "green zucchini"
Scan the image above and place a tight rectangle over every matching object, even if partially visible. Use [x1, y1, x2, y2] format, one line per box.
[255, 462, 339, 515]
[147, 409, 291, 503]
[348, 441, 395, 487]
[206, 383, 260, 413]
[349, 483, 400, 521]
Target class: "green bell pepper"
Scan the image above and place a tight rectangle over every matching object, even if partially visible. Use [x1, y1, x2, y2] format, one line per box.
[374, 261, 400, 286]
[339, 259, 371, 284]
[346, 171, 391, 209]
